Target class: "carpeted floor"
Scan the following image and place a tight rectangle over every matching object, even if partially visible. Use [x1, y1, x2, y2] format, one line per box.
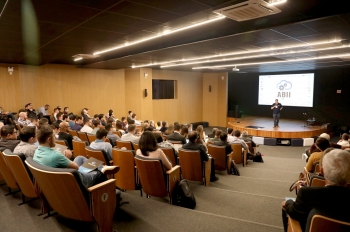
[0, 142, 307, 232]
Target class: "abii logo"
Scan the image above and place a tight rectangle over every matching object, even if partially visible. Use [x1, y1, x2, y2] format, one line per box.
[276, 80, 292, 98]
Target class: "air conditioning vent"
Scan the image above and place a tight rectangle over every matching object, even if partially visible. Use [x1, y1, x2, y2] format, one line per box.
[213, 0, 281, 22]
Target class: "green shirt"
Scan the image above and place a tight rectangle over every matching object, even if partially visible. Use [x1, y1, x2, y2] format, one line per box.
[33, 145, 70, 168]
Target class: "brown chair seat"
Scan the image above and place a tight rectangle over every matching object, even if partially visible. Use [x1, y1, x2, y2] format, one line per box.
[159, 147, 178, 166]
[85, 147, 112, 165]
[77, 132, 89, 144]
[0, 150, 18, 195]
[208, 144, 229, 172]
[87, 134, 97, 143]
[117, 141, 133, 150]
[230, 143, 247, 166]
[72, 140, 87, 157]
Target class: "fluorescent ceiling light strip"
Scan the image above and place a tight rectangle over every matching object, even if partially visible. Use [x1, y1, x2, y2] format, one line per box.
[160, 44, 350, 68]
[0, 0, 9, 19]
[269, 0, 287, 6]
[74, 57, 83, 61]
[93, 16, 225, 56]
[192, 53, 350, 69]
[132, 40, 341, 68]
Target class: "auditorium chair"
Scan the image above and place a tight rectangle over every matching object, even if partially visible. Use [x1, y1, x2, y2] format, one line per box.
[116, 141, 133, 150]
[112, 149, 142, 196]
[15, 124, 22, 131]
[230, 144, 247, 166]
[87, 134, 97, 143]
[167, 140, 182, 144]
[2, 150, 38, 205]
[77, 132, 90, 144]
[132, 143, 139, 151]
[0, 150, 20, 196]
[25, 157, 116, 232]
[69, 130, 78, 137]
[113, 131, 122, 138]
[72, 140, 87, 157]
[246, 141, 256, 154]
[55, 139, 68, 147]
[207, 144, 230, 173]
[134, 155, 180, 204]
[159, 147, 178, 166]
[85, 147, 112, 165]
[178, 148, 211, 186]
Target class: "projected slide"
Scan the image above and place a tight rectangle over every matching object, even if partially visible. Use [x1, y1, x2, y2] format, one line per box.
[258, 73, 314, 107]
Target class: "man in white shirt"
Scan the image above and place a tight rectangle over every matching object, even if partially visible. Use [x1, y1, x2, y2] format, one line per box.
[80, 118, 93, 133]
[229, 129, 255, 160]
[121, 124, 140, 144]
[227, 128, 235, 144]
[89, 128, 112, 160]
[18, 112, 31, 126]
[37, 104, 50, 116]
[131, 113, 141, 126]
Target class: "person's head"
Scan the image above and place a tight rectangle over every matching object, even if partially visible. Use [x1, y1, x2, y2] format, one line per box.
[84, 118, 92, 126]
[93, 119, 102, 128]
[227, 128, 233, 135]
[56, 112, 63, 120]
[215, 130, 223, 138]
[57, 106, 62, 111]
[75, 116, 83, 125]
[341, 133, 349, 141]
[96, 128, 108, 140]
[241, 131, 249, 138]
[128, 124, 136, 134]
[116, 121, 123, 130]
[166, 124, 174, 134]
[26, 103, 33, 110]
[212, 128, 218, 135]
[132, 113, 136, 119]
[121, 117, 126, 122]
[36, 125, 55, 147]
[44, 104, 50, 110]
[234, 130, 241, 137]
[180, 126, 189, 137]
[141, 123, 149, 132]
[319, 133, 330, 141]
[59, 121, 70, 133]
[109, 110, 113, 117]
[19, 111, 27, 120]
[149, 120, 155, 127]
[315, 137, 330, 151]
[156, 121, 161, 127]
[106, 117, 114, 124]
[139, 131, 158, 156]
[38, 118, 49, 128]
[188, 131, 199, 143]
[63, 107, 69, 113]
[52, 122, 60, 134]
[321, 149, 350, 186]
[320, 147, 334, 168]
[19, 126, 37, 143]
[98, 114, 104, 120]
[174, 122, 180, 127]
[1, 125, 17, 140]
[70, 114, 76, 121]
[81, 108, 88, 116]
[174, 124, 181, 132]
[105, 123, 113, 132]
[30, 116, 38, 126]
[196, 125, 204, 139]
[275, 99, 278, 104]
[128, 111, 133, 116]
[63, 114, 69, 121]
[53, 108, 59, 114]
[220, 133, 228, 142]
[162, 121, 167, 127]
[153, 132, 163, 143]
[93, 114, 99, 120]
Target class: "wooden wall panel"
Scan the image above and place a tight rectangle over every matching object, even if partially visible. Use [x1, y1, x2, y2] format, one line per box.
[0, 66, 21, 113]
[125, 69, 141, 118]
[152, 70, 203, 124]
[139, 68, 153, 121]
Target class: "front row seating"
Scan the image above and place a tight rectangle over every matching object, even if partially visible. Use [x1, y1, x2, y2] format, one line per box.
[25, 157, 117, 232]
[231, 144, 247, 166]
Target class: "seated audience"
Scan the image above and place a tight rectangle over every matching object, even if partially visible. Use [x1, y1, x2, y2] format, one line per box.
[227, 128, 234, 143]
[91, 119, 102, 135]
[28, 116, 39, 128]
[89, 128, 113, 161]
[156, 121, 161, 130]
[25, 103, 37, 119]
[105, 123, 121, 147]
[14, 126, 37, 157]
[337, 133, 349, 146]
[229, 130, 255, 160]
[140, 123, 149, 134]
[208, 128, 218, 138]
[33, 125, 118, 188]
[305, 137, 330, 172]
[282, 149, 350, 232]
[116, 121, 125, 135]
[18, 111, 31, 126]
[121, 117, 128, 129]
[56, 112, 63, 124]
[160, 121, 168, 133]
[196, 125, 207, 151]
[149, 120, 156, 130]
[68, 114, 76, 128]
[306, 133, 341, 158]
[131, 113, 141, 126]
[241, 131, 257, 153]
[167, 124, 186, 144]
[214, 133, 232, 155]
[38, 118, 49, 129]
[121, 124, 140, 144]
[107, 109, 115, 119]
[63, 107, 70, 115]
[99, 114, 106, 126]
[92, 114, 99, 124]
[81, 108, 91, 121]
[53, 108, 59, 121]
[58, 122, 73, 150]
[164, 124, 174, 136]
[182, 131, 218, 182]
[52, 122, 60, 138]
[71, 116, 83, 131]
[127, 111, 133, 123]
[0, 125, 20, 151]
[180, 126, 189, 139]
[80, 118, 93, 133]
[136, 131, 172, 170]
[37, 104, 50, 116]
[0, 107, 15, 124]
[209, 130, 222, 142]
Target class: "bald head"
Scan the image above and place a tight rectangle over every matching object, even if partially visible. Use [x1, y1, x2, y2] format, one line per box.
[59, 121, 69, 132]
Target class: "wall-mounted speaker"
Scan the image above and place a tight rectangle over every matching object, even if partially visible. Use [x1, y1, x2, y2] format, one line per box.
[209, 85, 211, 92]
[144, 89, 148, 97]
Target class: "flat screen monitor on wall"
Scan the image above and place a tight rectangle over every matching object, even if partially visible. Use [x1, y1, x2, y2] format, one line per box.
[258, 73, 314, 107]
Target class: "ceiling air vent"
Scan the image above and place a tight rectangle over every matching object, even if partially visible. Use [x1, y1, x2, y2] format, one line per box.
[213, 0, 281, 22]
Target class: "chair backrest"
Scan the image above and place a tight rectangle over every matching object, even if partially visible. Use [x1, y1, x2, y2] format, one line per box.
[25, 157, 93, 222]
[132, 143, 139, 151]
[0, 150, 18, 189]
[2, 150, 37, 198]
[134, 155, 167, 197]
[178, 148, 203, 182]
[310, 176, 326, 187]
[55, 139, 68, 147]
[49, 115, 55, 124]
[113, 131, 122, 137]
[85, 147, 110, 165]
[87, 134, 96, 143]
[77, 132, 89, 144]
[159, 147, 177, 166]
[112, 149, 138, 190]
[167, 140, 182, 144]
[117, 141, 133, 150]
[208, 144, 227, 171]
[15, 124, 22, 131]
[69, 130, 78, 137]
[72, 140, 87, 157]
[309, 215, 350, 232]
[231, 143, 243, 164]
[246, 141, 254, 154]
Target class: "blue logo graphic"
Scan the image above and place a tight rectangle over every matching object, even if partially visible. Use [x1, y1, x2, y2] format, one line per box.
[276, 80, 292, 91]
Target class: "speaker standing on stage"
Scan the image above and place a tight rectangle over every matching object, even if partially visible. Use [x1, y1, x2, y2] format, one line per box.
[271, 99, 283, 128]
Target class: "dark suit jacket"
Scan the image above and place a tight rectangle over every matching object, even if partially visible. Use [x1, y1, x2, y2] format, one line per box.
[167, 132, 186, 144]
[213, 140, 232, 155]
[160, 126, 168, 133]
[182, 142, 208, 162]
[285, 186, 350, 231]
[58, 132, 73, 150]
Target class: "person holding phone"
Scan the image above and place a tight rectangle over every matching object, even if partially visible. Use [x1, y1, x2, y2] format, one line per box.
[271, 99, 283, 128]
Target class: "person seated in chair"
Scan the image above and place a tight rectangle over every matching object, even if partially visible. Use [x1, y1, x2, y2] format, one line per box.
[228, 130, 255, 160]
[131, 113, 141, 126]
[159, 121, 168, 133]
[89, 128, 113, 161]
[115, 121, 125, 135]
[58, 122, 74, 150]
[56, 112, 64, 124]
[305, 133, 341, 160]
[0, 125, 20, 152]
[18, 111, 31, 126]
[209, 130, 222, 142]
[121, 124, 140, 144]
[27, 116, 39, 128]
[136, 131, 172, 170]
[305, 137, 330, 172]
[213, 133, 232, 155]
[33, 125, 118, 188]
[167, 124, 186, 144]
[25, 103, 37, 119]
[80, 118, 93, 133]
[37, 104, 50, 116]
[241, 131, 257, 153]
[208, 128, 218, 139]
[14, 126, 38, 158]
[105, 123, 121, 147]
[282, 149, 350, 232]
[91, 119, 103, 135]
[182, 131, 218, 182]
[38, 118, 49, 129]
[337, 133, 349, 146]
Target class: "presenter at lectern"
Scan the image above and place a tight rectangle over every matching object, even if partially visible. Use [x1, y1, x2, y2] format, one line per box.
[271, 99, 283, 128]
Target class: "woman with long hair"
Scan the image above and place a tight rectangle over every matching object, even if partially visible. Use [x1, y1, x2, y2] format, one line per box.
[180, 126, 189, 139]
[164, 124, 174, 135]
[196, 125, 207, 152]
[136, 131, 172, 170]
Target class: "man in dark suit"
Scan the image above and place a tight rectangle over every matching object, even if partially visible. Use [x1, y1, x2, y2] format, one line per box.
[281, 149, 350, 232]
[182, 131, 218, 182]
[58, 122, 73, 150]
[213, 133, 232, 155]
[167, 124, 186, 144]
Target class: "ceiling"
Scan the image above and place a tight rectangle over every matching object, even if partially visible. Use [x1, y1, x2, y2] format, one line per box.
[1, 0, 350, 73]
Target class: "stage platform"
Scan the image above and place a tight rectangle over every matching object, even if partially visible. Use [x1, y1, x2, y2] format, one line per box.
[227, 116, 327, 139]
